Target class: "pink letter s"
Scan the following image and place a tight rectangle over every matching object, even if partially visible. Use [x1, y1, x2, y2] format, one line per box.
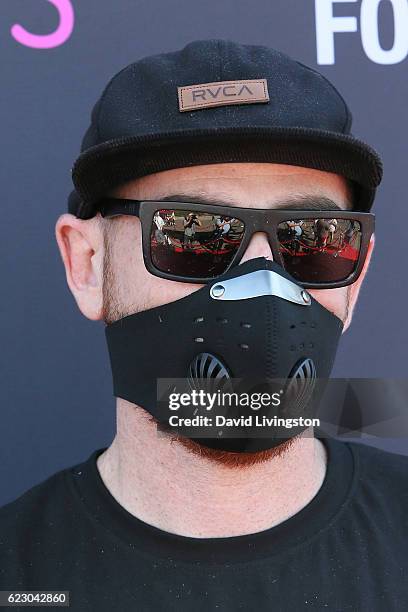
[11, 0, 74, 49]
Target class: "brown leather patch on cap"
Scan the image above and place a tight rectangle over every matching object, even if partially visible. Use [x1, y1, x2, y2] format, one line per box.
[178, 79, 269, 112]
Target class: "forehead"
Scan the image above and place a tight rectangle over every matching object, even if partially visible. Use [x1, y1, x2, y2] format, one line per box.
[111, 163, 351, 210]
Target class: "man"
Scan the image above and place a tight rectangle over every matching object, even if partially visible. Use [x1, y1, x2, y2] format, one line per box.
[214, 215, 234, 251]
[153, 210, 166, 244]
[1, 40, 407, 611]
[315, 217, 332, 248]
[182, 211, 201, 249]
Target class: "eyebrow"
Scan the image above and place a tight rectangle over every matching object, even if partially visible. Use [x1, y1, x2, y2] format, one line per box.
[156, 193, 343, 211]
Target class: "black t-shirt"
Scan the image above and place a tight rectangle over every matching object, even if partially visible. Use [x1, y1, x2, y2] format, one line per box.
[1, 436, 407, 611]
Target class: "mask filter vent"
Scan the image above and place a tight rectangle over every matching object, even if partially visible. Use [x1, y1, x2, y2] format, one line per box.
[188, 352, 232, 394]
[284, 358, 317, 413]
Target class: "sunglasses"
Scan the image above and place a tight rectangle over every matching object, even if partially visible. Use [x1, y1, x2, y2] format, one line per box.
[99, 198, 375, 289]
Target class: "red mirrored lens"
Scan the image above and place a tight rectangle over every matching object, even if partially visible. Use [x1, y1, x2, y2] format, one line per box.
[277, 219, 362, 283]
[150, 209, 245, 279]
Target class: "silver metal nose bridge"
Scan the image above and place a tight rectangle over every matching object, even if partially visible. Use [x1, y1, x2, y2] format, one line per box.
[209, 270, 311, 306]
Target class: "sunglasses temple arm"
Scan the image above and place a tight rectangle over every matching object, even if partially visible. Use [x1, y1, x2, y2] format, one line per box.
[99, 198, 142, 218]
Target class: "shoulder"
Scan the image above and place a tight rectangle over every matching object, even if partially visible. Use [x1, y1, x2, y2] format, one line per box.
[0, 456, 94, 587]
[347, 440, 408, 511]
[0, 467, 69, 533]
[0, 455, 89, 550]
[349, 440, 408, 478]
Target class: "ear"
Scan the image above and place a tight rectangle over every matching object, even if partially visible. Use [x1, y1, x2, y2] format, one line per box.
[343, 234, 375, 331]
[55, 213, 104, 320]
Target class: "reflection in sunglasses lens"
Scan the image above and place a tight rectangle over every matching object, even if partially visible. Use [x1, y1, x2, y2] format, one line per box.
[277, 219, 362, 283]
[150, 210, 245, 278]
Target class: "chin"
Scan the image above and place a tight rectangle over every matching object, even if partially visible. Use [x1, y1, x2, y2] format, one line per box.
[167, 432, 301, 468]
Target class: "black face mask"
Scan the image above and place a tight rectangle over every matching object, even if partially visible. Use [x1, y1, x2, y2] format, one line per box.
[105, 258, 343, 453]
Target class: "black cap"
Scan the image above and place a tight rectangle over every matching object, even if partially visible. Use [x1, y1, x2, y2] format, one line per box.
[69, 39, 383, 219]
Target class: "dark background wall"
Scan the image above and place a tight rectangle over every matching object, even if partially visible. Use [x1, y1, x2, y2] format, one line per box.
[1, 0, 407, 506]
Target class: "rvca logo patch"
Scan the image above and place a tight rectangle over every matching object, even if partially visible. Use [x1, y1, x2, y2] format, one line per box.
[178, 79, 269, 112]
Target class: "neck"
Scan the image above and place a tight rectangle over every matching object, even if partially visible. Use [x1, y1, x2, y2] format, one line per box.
[97, 399, 327, 538]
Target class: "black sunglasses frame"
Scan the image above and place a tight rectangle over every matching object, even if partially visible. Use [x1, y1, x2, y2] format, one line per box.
[99, 197, 375, 289]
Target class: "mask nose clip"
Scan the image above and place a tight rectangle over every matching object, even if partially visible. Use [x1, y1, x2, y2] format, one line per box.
[210, 270, 311, 306]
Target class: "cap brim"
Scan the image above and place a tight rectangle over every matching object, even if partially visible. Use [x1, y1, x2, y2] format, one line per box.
[70, 126, 383, 218]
